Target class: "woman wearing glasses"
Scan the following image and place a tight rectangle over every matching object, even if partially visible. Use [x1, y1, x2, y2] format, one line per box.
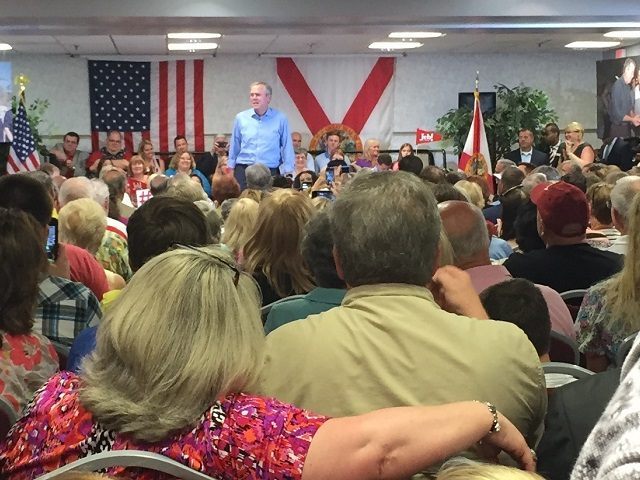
[561, 121, 595, 167]
[0, 245, 535, 479]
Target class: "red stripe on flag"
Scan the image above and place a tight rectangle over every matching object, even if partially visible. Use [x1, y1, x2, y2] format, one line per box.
[341, 58, 395, 134]
[276, 58, 330, 134]
[472, 97, 481, 155]
[176, 60, 186, 137]
[91, 131, 100, 152]
[159, 61, 169, 152]
[142, 131, 151, 141]
[123, 132, 134, 153]
[193, 59, 205, 151]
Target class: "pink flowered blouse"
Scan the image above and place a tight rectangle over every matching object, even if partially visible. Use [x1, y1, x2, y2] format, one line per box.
[0, 372, 328, 480]
[0, 332, 58, 418]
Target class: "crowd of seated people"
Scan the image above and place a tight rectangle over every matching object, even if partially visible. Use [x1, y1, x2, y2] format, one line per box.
[2, 119, 640, 479]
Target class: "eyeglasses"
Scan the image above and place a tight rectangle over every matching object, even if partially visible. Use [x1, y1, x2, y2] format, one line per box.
[172, 244, 240, 286]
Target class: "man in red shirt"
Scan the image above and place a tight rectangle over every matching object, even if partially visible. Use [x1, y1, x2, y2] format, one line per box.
[87, 130, 131, 177]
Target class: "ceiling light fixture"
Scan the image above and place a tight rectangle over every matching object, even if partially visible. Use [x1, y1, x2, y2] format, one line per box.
[0, 43, 12, 51]
[167, 32, 221, 39]
[369, 41, 423, 50]
[167, 42, 218, 51]
[565, 41, 620, 49]
[388, 32, 444, 39]
[604, 30, 640, 39]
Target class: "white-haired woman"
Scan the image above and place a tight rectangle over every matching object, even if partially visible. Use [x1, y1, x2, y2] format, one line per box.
[58, 198, 125, 291]
[0, 246, 535, 479]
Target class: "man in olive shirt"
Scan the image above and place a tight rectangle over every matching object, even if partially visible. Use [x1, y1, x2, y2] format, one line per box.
[256, 172, 547, 448]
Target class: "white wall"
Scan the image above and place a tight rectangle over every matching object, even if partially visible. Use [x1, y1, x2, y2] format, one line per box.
[10, 51, 600, 154]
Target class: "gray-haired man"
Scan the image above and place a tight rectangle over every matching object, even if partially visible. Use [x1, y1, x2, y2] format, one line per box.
[257, 171, 547, 450]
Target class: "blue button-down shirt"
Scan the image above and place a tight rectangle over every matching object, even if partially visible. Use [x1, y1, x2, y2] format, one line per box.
[229, 107, 295, 174]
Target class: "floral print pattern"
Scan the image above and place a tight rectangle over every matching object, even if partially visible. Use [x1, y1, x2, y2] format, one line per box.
[0, 372, 327, 480]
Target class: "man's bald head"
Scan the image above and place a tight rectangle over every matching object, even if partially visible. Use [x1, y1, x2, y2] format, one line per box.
[438, 200, 490, 269]
[58, 177, 94, 209]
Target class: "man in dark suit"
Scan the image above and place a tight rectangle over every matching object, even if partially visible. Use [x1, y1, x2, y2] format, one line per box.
[599, 136, 635, 171]
[504, 128, 549, 167]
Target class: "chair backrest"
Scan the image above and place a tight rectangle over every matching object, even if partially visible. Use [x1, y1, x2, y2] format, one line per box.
[0, 396, 17, 439]
[615, 332, 638, 367]
[35, 450, 218, 480]
[260, 294, 307, 324]
[544, 361, 595, 389]
[51, 341, 71, 371]
[543, 361, 595, 378]
[559, 289, 587, 322]
[549, 330, 580, 365]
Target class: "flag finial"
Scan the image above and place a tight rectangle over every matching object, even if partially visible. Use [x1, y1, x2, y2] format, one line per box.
[475, 71, 480, 91]
[14, 73, 29, 101]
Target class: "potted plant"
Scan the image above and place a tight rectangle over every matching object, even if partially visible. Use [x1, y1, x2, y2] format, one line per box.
[436, 83, 557, 163]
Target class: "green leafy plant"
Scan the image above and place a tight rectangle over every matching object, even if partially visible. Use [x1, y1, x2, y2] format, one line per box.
[11, 96, 51, 156]
[436, 83, 558, 162]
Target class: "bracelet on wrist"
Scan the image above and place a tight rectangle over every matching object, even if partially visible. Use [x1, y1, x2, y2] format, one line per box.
[475, 401, 501, 434]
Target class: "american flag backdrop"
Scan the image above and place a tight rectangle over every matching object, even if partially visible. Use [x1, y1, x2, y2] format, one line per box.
[88, 59, 205, 154]
[7, 98, 40, 174]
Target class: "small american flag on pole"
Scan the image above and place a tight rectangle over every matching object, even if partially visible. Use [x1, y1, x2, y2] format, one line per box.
[7, 96, 40, 174]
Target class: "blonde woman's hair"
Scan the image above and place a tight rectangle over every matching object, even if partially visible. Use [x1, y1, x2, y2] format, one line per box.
[221, 198, 259, 254]
[565, 121, 585, 140]
[80, 245, 264, 442]
[243, 189, 316, 297]
[601, 192, 640, 333]
[311, 196, 332, 211]
[437, 459, 544, 480]
[240, 188, 270, 203]
[58, 198, 106, 255]
[169, 151, 195, 170]
[454, 180, 485, 209]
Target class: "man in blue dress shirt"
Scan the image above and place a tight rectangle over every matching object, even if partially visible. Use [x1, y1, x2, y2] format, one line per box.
[229, 81, 295, 189]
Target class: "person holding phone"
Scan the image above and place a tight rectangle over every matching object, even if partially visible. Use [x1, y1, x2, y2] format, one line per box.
[196, 134, 228, 179]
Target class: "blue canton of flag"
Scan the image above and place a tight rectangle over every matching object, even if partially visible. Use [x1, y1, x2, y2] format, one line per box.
[89, 61, 151, 134]
[7, 100, 40, 174]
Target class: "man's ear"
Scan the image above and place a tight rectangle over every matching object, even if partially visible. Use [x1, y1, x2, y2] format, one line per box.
[332, 246, 345, 281]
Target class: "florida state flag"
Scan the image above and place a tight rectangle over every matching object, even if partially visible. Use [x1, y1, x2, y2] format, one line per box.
[458, 89, 493, 191]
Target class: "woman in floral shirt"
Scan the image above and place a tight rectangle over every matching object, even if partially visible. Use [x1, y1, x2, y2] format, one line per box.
[1, 246, 534, 479]
[0, 208, 58, 420]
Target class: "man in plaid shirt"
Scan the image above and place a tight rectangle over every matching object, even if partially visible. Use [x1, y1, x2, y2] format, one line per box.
[0, 174, 102, 346]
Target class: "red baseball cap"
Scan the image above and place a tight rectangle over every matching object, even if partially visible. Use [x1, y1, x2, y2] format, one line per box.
[530, 181, 588, 237]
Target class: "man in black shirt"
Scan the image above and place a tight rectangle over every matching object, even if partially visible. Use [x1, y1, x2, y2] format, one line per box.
[504, 181, 622, 293]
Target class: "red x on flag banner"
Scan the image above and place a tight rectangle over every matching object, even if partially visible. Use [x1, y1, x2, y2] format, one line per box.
[275, 57, 395, 150]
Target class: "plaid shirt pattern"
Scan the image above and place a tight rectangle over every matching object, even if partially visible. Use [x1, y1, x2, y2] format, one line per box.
[34, 276, 103, 346]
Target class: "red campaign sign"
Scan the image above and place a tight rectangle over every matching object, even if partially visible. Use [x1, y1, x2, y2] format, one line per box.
[416, 129, 442, 145]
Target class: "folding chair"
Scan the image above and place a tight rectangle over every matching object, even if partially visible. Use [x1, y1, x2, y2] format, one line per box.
[549, 330, 580, 365]
[543, 361, 595, 389]
[559, 289, 587, 322]
[35, 450, 218, 480]
[615, 332, 638, 367]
